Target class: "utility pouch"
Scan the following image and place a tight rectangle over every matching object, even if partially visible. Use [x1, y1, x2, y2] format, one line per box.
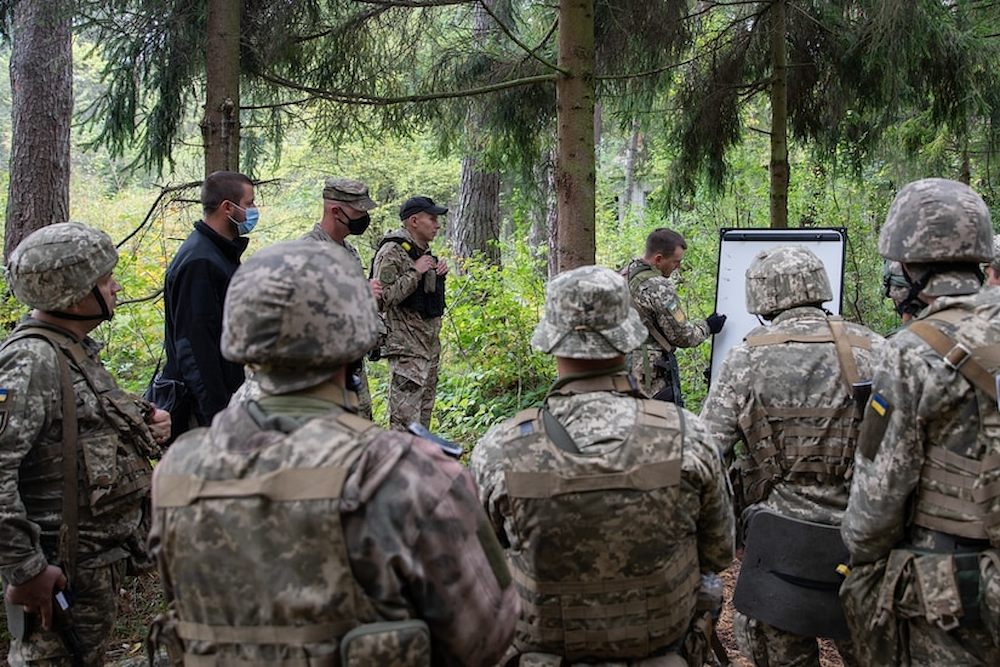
[980, 549, 1000, 647]
[839, 557, 905, 666]
[339, 619, 431, 667]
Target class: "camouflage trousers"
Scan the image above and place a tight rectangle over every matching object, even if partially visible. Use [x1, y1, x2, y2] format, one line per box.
[356, 361, 372, 420]
[733, 612, 858, 667]
[387, 354, 440, 432]
[8, 559, 126, 667]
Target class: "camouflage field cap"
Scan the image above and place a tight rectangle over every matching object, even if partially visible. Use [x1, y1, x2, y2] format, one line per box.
[878, 178, 992, 264]
[5, 222, 118, 312]
[222, 240, 379, 393]
[322, 177, 377, 211]
[530, 265, 648, 359]
[745, 245, 832, 317]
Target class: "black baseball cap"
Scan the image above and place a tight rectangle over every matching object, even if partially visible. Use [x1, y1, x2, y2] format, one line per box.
[399, 196, 448, 220]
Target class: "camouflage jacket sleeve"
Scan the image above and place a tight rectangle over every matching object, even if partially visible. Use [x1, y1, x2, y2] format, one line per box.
[842, 336, 930, 564]
[680, 412, 736, 573]
[342, 436, 518, 666]
[373, 233, 424, 310]
[698, 346, 750, 465]
[0, 338, 61, 584]
[633, 275, 710, 350]
[469, 423, 512, 547]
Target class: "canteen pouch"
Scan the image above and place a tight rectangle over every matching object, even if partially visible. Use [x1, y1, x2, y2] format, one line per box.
[340, 619, 431, 667]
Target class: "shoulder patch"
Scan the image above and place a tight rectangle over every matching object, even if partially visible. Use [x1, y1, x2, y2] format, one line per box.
[857, 393, 892, 461]
[401, 241, 412, 253]
[666, 299, 688, 324]
[0, 389, 11, 436]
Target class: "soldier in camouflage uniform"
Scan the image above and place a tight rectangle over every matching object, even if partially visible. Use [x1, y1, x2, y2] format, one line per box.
[150, 240, 518, 666]
[700, 245, 882, 667]
[623, 228, 726, 406]
[471, 265, 734, 667]
[299, 177, 382, 419]
[372, 196, 450, 431]
[882, 259, 925, 325]
[841, 178, 1000, 666]
[0, 223, 170, 666]
[985, 236, 1000, 286]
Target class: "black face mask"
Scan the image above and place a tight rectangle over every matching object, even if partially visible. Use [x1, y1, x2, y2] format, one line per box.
[340, 211, 371, 235]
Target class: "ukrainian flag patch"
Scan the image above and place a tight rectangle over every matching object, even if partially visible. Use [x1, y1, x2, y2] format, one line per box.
[870, 394, 888, 416]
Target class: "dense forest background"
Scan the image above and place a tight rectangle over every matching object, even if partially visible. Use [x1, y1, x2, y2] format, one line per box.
[0, 24, 991, 442]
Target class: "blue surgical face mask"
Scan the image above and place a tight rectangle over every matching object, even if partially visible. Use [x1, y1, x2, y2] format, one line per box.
[229, 203, 260, 236]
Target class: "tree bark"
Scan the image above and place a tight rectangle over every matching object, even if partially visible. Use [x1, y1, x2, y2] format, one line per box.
[5, 0, 73, 261]
[453, 0, 502, 267]
[619, 117, 640, 223]
[201, 0, 242, 176]
[555, 0, 596, 272]
[769, 0, 789, 229]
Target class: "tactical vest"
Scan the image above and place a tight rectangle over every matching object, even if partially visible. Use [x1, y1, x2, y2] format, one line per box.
[906, 308, 1000, 545]
[2, 324, 154, 528]
[499, 397, 698, 661]
[378, 237, 445, 319]
[153, 407, 385, 664]
[625, 263, 675, 354]
[736, 316, 871, 505]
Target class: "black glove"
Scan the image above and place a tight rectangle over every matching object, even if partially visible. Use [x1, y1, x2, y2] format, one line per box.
[706, 312, 726, 334]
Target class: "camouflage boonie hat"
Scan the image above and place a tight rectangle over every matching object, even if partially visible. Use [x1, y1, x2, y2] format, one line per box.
[222, 240, 379, 393]
[745, 245, 832, 317]
[878, 178, 992, 264]
[531, 265, 647, 360]
[5, 222, 118, 311]
[322, 177, 377, 211]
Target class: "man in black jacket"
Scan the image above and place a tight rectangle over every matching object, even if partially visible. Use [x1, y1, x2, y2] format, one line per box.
[157, 171, 257, 440]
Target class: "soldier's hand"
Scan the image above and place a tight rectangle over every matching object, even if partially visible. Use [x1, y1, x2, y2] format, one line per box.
[436, 258, 449, 276]
[706, 312, 727, 334]
[413, 254, 436, 274]
[5, 564, 66, 631]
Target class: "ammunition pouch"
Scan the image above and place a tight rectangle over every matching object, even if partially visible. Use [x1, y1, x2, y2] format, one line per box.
[340, 619, 431, 667]
[733, 509, 850, 639]
[839, 557, 904, 666]
[147, 609, 186, 667]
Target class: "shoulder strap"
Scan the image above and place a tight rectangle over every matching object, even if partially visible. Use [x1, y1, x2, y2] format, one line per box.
[5, 326, 81, 583]
[826, 316, 862, 396]
[376, 236, 423, 261]
[908, 317, 999, 403]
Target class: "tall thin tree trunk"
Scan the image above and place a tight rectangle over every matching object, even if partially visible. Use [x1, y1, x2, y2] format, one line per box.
[202, 0, 242, 176]
[619, 117, 640, 223]
[769, 0, 789, 229]
[555, 0, 596, 272]
[453, 1, 502, 267]
[5, 0, 72, 260]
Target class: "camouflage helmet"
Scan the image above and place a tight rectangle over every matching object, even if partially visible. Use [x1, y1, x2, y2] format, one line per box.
[531, 265, 648, 360]
[878, 178, 992, 263]
[745, 245, 833, 317]
[5, 222, 118, 311]
[221, 240, 379, 393]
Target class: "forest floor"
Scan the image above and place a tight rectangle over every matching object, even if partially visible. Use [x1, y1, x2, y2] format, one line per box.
[0, 556, 848, 666]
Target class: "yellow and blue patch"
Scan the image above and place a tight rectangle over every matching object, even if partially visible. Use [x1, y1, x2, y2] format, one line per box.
[666, 299, 687, 324]
[870, 393, 888, 417]
[0, 388, 9, 434]
[858, 392, 891, 461]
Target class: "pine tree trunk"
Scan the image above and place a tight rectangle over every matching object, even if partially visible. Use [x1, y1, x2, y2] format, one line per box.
[453, 0, 502, 267]
[619, 117, 640, 223]
[555, 0, 596, 272]
[769, 0, 789, 229]
[5, 0, 72, 261]
[202, 0, 241, 176]
[454, 156, 501, 266]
